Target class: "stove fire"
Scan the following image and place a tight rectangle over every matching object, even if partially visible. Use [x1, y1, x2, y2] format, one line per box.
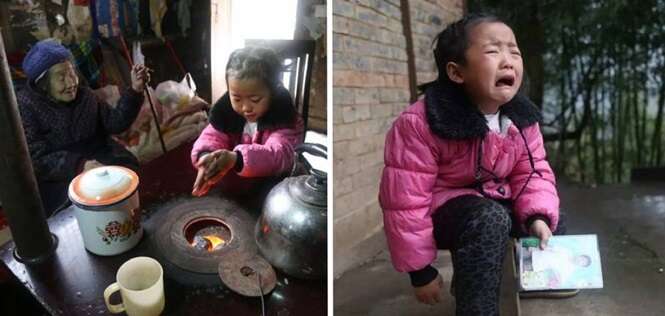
[192, 235, 226, 251]
[184, 217, 233, 252]
[154, 197, 257, 275]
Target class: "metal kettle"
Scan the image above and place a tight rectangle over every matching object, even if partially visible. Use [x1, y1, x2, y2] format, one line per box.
[255, 143, 327, 279]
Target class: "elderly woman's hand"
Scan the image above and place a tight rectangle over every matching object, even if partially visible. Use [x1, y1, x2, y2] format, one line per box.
[130, 64, 151, 92]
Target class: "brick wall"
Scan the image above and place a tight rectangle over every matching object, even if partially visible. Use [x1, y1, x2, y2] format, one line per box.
[411, 0, 465, 83]
[333, 0, 463, 276]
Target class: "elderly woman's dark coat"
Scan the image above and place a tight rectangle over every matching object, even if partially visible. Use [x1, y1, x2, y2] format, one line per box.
[17, 83, 144, 215]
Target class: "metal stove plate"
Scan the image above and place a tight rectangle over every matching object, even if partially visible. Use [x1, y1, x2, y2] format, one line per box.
[218, 254, 277, 297]
[154, 196, 257, 274]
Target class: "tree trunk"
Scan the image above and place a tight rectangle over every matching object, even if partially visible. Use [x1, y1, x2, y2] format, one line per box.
[520, 2, 545, 109]
[591, 85, 601, 184]
[651, 79, 665, 165]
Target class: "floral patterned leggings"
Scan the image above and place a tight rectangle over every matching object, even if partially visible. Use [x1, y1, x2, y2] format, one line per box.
[432, 195, 566, 316]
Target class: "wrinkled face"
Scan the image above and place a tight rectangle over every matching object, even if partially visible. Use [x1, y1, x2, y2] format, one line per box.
[452, 22, 523, 112]
[228, 78, 271, 122]
[47, 61, 79, 103]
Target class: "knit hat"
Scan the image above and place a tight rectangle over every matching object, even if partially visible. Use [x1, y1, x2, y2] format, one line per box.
[22, 40, 73, 82]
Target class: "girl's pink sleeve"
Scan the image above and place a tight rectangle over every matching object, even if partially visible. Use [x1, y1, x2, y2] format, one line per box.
[379, 112, 440, 272]
[233, 118, 304, 177]
[190, 124, 233, 167]
[508, 123, 560, 233]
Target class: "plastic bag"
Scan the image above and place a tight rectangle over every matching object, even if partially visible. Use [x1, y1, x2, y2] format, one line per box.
[154, 73, 196, 112]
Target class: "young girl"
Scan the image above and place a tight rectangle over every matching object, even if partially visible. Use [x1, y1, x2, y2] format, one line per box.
[191, 47, 303, 196]
[379, 13, 565, 315]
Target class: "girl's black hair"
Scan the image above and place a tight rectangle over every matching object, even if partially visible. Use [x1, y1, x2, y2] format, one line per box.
[419, 13, 504, 92]
[225, 46, 284, 90]
[210, 46, 298, 133]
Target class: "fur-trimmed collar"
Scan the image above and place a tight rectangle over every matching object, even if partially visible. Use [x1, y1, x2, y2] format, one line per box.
[424, 81, 541, 139]
[209, 86, 297, 133]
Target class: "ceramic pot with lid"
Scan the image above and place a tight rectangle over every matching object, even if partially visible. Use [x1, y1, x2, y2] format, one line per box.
[68, 166, 142, 256]
[255, 143, 327, 279]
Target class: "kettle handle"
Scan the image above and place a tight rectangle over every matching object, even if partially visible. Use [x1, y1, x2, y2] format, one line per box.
[295, 143, 327, 159]
[294, 143, 327, 179]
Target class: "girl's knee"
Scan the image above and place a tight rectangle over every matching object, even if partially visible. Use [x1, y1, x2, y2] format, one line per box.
[474, 201, 512, 235]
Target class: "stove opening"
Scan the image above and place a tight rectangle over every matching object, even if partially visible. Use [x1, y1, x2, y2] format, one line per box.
[184, 217, 233, 252]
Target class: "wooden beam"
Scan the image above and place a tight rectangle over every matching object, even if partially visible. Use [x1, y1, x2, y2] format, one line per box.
[0, 30, 56, 263]
[400, 0, 418, 103]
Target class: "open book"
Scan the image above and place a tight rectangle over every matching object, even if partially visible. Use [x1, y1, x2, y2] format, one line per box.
[518, 234, 604, 291]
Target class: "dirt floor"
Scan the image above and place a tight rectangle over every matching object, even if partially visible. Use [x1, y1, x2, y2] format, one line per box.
[334, 182, 665, 316]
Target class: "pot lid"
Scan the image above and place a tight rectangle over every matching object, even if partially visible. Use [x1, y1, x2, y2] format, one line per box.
[218, 254, 276, 297]
[68, 166, 139, 206]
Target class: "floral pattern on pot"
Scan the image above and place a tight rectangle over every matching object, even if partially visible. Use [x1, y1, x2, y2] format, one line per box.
[97, 209, 141, 245]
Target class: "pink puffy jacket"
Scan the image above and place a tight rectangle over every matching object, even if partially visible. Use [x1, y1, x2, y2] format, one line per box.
[191, 121, 303, 177]
[379, 86, 559, 273]
[191, 91, 304, 185]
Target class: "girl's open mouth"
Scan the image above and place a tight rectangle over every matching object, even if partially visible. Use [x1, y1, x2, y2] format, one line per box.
[495, 75, 515, 87]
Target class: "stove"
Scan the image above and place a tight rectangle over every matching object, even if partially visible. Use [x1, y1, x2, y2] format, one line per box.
[153, 196, 257, 273]
[146, 196, 275, 295]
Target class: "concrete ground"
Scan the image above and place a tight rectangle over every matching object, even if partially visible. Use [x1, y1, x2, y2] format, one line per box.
[334, 182, 665, 315]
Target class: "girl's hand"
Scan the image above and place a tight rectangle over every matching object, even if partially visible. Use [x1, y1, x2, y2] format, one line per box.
[192, 150, 237, 195]
[130, 64, 151, 92]
[201, 149, 237, 180]
[529, 219, 552, 249]
[414, 273, 443, 305]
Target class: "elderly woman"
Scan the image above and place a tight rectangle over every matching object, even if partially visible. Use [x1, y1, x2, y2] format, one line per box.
[17, 39, 149, 216]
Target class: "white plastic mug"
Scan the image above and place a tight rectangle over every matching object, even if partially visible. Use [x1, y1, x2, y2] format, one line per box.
[104, 257, 165, 316]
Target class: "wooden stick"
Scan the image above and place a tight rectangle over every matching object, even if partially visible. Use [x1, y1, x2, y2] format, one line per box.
[119, 36, 167, 155]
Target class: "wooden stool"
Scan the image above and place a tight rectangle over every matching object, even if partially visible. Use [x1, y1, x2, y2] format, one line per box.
[499, 240, 521, 315]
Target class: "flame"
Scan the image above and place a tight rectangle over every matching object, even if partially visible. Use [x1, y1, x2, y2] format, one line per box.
[190, 233, 227, 251]
[203, 235, 225, 250]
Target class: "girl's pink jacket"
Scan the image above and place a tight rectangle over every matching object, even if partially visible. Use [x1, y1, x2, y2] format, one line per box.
[379, 89, 559, 273]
